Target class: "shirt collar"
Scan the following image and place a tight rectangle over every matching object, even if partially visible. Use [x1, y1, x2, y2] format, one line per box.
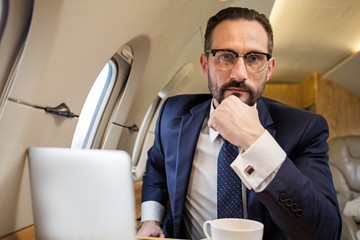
[209, 99, 220, 143]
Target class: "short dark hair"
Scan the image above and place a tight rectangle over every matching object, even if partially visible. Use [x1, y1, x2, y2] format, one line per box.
[204, 7, 273, 54]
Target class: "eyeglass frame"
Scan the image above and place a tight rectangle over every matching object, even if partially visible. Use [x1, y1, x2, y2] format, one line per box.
[205, 49, 272, 72]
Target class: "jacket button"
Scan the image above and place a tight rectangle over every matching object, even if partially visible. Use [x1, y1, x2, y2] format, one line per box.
[279, 193, 287, 202]
[291, 203, 299, 212]
[296, 209, 304, 217]
[285, 198, 293, 207]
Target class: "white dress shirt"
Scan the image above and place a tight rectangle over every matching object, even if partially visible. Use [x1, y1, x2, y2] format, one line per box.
[141, 100, 286, 239]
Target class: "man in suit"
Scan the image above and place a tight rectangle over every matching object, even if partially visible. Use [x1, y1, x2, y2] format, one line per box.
[137, 7, 341, 240]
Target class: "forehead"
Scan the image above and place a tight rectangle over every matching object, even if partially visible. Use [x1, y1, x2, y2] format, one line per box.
[211, 19, 268, 52]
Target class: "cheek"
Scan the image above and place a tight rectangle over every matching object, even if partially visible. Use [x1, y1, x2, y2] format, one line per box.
[210, 68, 229, 85]
[248, 73, 267, 91]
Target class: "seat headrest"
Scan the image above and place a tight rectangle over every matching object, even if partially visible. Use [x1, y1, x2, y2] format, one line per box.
[328, 136, 360, 193]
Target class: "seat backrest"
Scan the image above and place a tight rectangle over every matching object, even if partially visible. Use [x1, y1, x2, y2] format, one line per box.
[328, 136, 360, 211]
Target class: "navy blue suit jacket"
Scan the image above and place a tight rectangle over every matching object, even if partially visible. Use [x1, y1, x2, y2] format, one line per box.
[142, 94, 341, 240]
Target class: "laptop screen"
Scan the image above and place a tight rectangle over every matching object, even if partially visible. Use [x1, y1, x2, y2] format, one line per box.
[28, 147, 136, 240]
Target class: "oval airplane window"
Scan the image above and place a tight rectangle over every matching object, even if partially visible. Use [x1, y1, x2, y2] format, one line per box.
[132, 62, 193, 180]
[72, 60, 117, 149]
[71, 45, 133, 149]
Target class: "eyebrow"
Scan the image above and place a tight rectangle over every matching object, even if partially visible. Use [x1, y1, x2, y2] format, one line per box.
[212, 49, 270, 56]
[224, 48, 269, 54]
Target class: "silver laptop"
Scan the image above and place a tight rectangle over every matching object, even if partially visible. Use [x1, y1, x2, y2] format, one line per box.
[28, 147, 136, 240]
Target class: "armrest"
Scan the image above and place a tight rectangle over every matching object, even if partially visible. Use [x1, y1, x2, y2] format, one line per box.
[341, 214, 358, 240]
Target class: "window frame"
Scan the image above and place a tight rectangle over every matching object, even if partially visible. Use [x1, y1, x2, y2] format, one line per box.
[72, 46, 133, 149]
[131, 62, 193, 180]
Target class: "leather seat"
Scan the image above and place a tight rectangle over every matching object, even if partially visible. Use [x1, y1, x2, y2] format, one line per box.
[328, 136, 360, 240]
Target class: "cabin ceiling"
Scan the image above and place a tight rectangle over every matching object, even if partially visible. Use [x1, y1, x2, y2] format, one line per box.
[268, 0, 360, 97]
[168, 0, 360, 96]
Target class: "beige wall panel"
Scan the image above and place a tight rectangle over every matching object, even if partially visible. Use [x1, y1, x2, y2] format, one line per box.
[0, 101, 77, 237]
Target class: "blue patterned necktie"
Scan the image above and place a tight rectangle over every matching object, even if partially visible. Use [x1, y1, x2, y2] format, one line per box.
[217, 138, 243, 218]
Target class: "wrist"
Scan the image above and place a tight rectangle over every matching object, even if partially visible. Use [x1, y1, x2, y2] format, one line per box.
[242, 129, 265, 151]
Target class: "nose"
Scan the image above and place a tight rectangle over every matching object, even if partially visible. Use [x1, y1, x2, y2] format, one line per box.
[229, 56, 248, 81]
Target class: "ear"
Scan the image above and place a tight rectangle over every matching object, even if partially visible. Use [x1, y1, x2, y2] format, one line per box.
[200, 53, 209, 77]
[265, 57, 275, 82]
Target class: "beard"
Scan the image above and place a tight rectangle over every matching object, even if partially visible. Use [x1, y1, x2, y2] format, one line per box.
[208, 76, 266, 106]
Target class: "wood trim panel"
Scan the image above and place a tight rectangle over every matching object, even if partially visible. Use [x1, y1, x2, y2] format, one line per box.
[300, 73, 318, 109]
[263, 83, 302, 108]
[317, 76, 360, 140]
[0, 226, 35, 240]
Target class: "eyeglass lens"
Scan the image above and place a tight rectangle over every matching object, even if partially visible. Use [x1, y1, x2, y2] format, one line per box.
[214, 51, 268, 72]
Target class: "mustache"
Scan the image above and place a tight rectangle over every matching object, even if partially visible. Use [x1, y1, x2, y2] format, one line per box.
[217, 80, 256, 106]
[219, 80, 252, 94]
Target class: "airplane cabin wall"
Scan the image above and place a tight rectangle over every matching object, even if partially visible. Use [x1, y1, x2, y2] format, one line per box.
[2, 0, 274, 237]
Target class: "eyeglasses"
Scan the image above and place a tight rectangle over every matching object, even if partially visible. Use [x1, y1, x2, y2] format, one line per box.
[205, 49, 272, 73]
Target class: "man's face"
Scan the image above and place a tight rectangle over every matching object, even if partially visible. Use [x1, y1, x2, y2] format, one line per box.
[200, 19, 275, 107]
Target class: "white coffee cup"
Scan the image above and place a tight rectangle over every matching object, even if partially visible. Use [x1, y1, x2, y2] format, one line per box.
[203, 218, 264, 240]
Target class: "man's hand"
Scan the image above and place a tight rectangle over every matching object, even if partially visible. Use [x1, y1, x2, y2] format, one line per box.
[208, 95, 265, 150]
[136, 220, 165, 238]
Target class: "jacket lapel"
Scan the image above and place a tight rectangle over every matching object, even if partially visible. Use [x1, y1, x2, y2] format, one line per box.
[257, 97, 275, 137]
[171, 98, 211, 236]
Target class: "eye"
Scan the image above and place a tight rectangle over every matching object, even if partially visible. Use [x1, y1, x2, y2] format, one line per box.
[245, 53, 263, 63]
[218, 51, 235, 62]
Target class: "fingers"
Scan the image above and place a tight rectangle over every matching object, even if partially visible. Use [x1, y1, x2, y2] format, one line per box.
[208, 95, 264, 149]
[136, 220, 165, 237]
[208, 96, 241, 132]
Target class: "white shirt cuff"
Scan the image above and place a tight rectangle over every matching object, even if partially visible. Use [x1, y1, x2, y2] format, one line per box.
[141, 201, 165, 223]
[231, 130, 286, 191]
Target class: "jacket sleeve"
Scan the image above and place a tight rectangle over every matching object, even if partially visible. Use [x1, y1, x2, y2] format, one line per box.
[141, 98, 169, 207]
[256, 114, 342, 240]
